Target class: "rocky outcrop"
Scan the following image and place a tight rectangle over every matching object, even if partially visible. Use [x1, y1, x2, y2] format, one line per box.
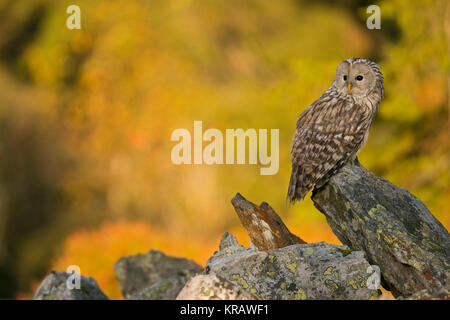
[114, 249, 202, 299]
[32, 163, 449, 300]
[312, 162, 450, 297]
[204, 232, 380, 300]
[33, 271, 109, 300]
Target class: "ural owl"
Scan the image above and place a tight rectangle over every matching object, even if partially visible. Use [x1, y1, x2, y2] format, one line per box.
[288, 58, 384, 203]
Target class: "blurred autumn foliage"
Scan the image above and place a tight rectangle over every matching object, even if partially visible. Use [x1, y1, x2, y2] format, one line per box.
[0, 0, 449, 299]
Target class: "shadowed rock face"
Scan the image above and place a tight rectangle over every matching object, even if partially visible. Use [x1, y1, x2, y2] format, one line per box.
[205, 232, 380, 300]
[312, 162, 450, 297]
[114, 249, 202, 299]
[128, 274, 190, 300]
[33, 271, 109, 300]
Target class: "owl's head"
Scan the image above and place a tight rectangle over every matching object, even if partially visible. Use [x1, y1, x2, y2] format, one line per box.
[333, 58, 384, 99]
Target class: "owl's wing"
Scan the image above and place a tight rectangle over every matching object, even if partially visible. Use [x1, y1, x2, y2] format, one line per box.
[288, 93, 370, 203]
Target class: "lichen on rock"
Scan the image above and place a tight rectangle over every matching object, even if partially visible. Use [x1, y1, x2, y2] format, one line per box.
[205, 232, 380, 300]
[114, 249, 202, 299]
[312, 162, 450, 297]
[33, 271, 109, 300]
[176, 273, 256, 300]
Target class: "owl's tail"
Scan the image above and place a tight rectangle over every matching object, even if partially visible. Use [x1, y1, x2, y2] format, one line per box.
[287, 165, 307, 205]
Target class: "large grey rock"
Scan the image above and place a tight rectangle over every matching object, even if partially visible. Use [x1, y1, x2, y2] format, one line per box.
[33, 271, 109, 300]
[114, 249, 202, 299]
[205, 233, 380, 300]
[312, 162, 450, 297]
[176, 273, 256, 300]
[128, 274, 190, 300]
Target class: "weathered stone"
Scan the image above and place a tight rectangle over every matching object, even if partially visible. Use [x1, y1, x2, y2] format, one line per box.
[128, 274, 190, 300]
[312, 162, 450, 297]
[114, 249, 202, 299]
[398, 288, 450, 300]
[33, 271, 109, 300]
[219, 232, 241, 251]
[205, 232, 380, 300]
[176, 273, 256, 300]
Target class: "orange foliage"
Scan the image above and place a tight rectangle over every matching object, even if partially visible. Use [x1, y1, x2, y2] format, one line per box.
[414, 76, 447, 112]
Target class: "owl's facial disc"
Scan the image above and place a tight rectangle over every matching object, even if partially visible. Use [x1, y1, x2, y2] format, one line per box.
[334, 61, 375, 97]
[347, 63, 374, 96]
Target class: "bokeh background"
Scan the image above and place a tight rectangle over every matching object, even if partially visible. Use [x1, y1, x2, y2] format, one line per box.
[0, 0, 449, 299]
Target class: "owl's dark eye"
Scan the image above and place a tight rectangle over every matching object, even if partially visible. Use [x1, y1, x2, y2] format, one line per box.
[343, 75, 347, 81]
[356, 75, 364, 81]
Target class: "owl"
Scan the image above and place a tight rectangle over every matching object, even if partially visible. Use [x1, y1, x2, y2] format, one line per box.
[288, 58, 384, 203]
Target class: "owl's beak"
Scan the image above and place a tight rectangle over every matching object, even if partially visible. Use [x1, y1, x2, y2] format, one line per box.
[347, 82, 352, 93]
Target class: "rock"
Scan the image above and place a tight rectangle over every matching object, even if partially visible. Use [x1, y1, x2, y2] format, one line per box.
[128, 274, 190, 300]
[114, 249, 203, 299]
[220, 232, 240, 251]
[205, 233, 380, 300]
[398, 288, 450, 300]
[176, 273, 256, 300]
[33, 271, 109, 300]
[312, 161, 450, 297]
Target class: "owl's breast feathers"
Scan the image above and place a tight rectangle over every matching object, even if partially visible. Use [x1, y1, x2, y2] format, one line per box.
[288, 91, 376, 203]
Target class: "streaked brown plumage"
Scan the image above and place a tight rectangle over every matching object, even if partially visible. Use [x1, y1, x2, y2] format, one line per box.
[288, 58, 384, 203]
